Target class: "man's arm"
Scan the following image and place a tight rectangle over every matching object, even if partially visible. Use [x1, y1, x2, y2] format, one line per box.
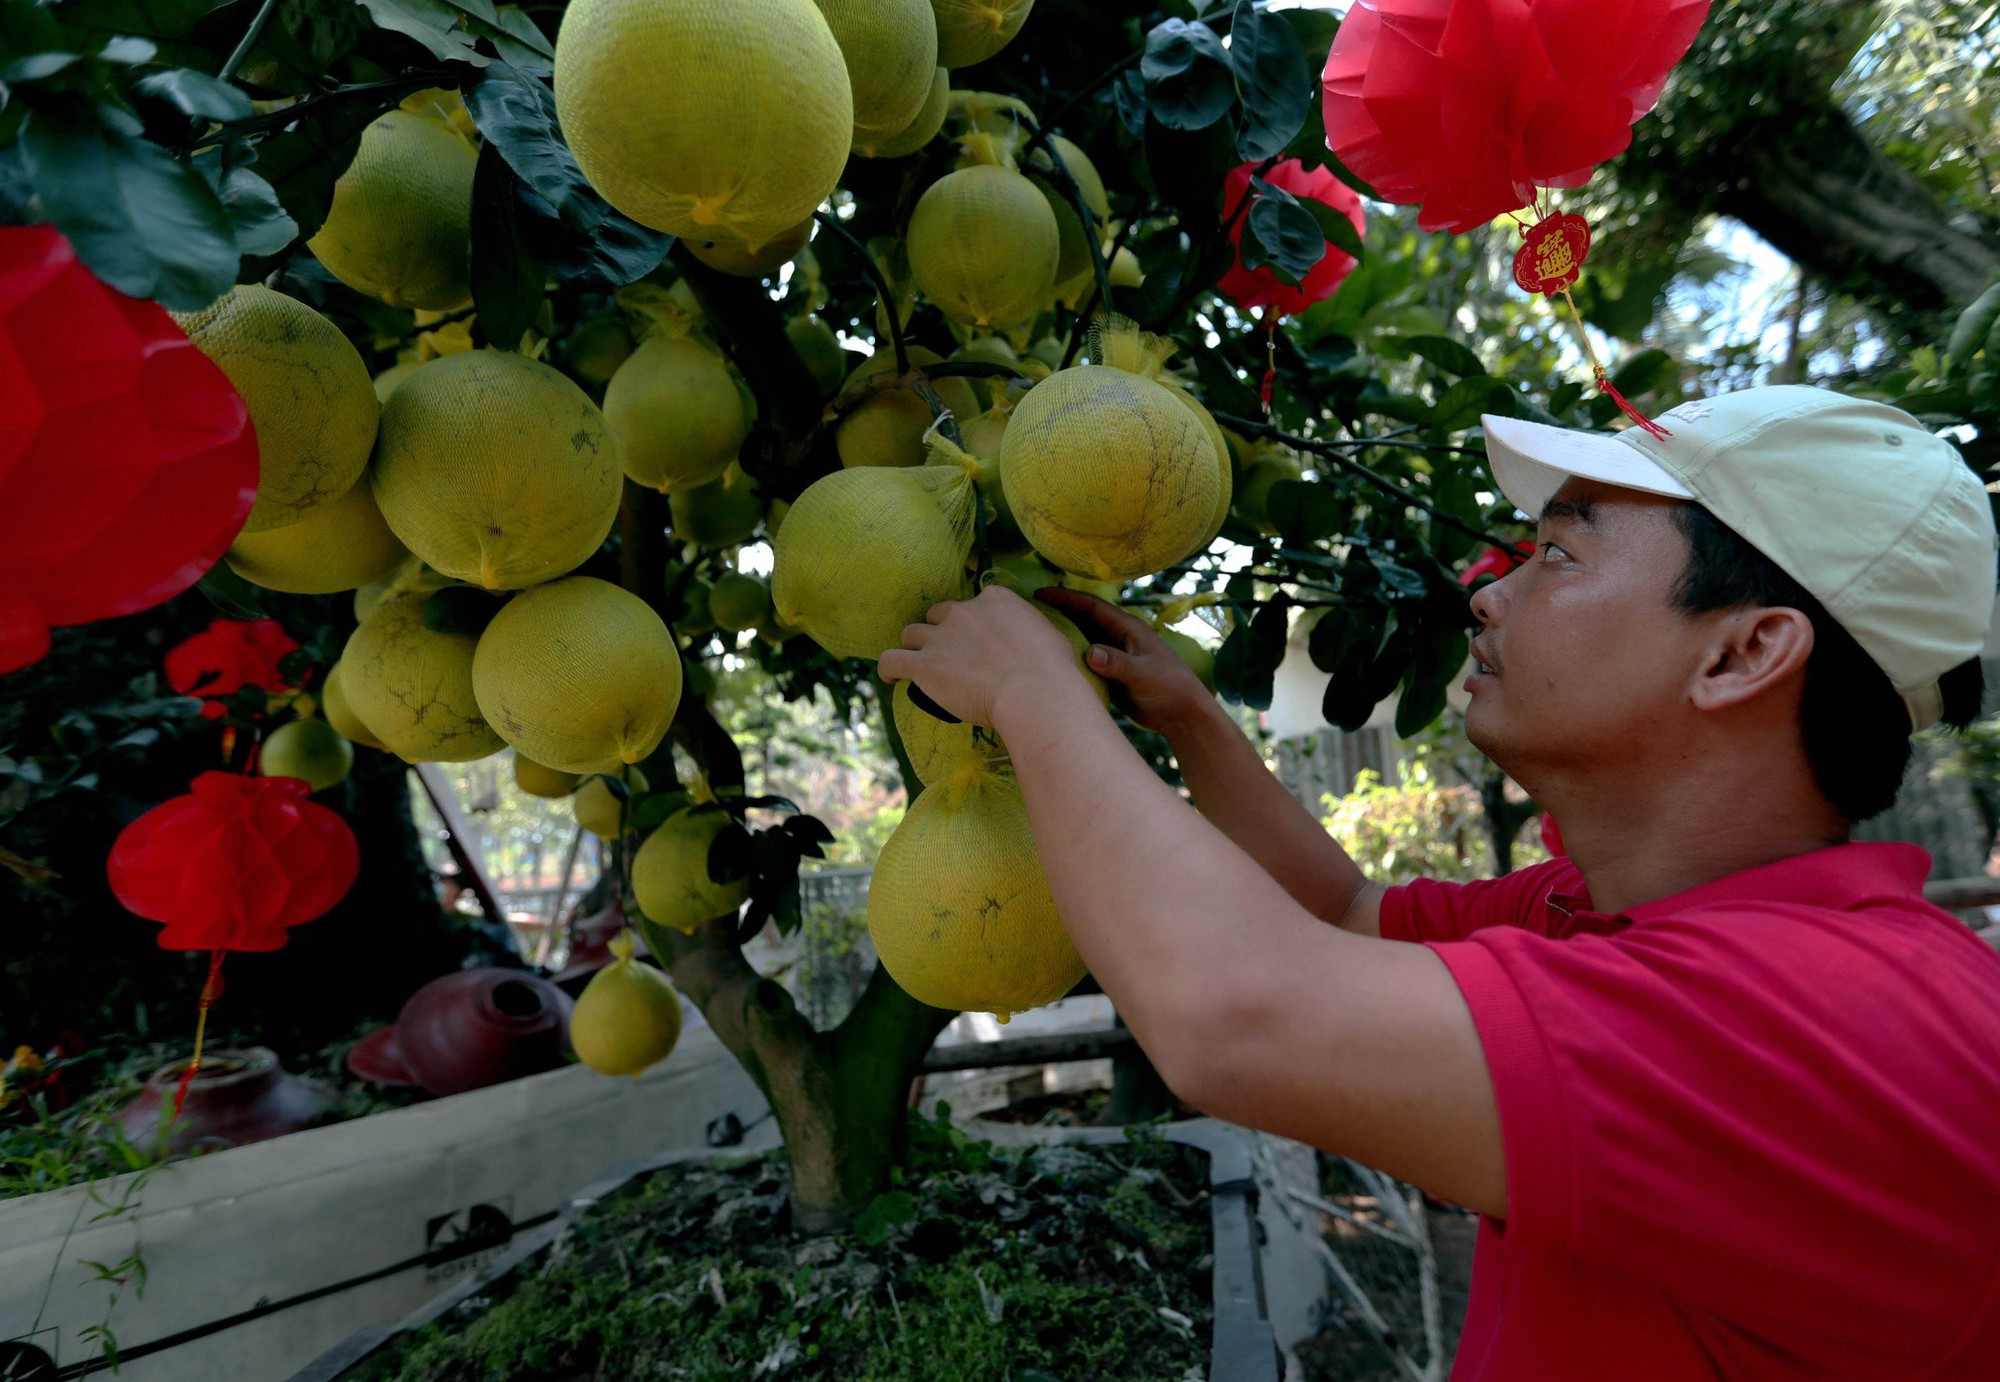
[990, 654, 1502, 1214]
[1165, 695, 1387, 937]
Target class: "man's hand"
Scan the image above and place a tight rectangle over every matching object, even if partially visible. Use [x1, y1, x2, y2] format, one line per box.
[1034, 587, 1211, 734]
[879, 585, 1081, 728]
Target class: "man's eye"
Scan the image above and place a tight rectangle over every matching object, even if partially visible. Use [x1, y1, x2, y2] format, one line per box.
[1538, 542, 1567, 562]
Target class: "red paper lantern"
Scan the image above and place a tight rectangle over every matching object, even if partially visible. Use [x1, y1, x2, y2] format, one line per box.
[0, 226, 257, 675]
[1217, 160, 1367, 318]
[1458, 539, 1534, 586]
[107, 772, 359, 952]
[165, 618, 301, 719]
[1322, 0, 1711, 233]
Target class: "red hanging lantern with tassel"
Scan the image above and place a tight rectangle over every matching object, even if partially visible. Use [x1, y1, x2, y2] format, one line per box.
[1218, 159, 1367, 319]
[1320, 0, 1710, 436]
[0, 226, 258, 675]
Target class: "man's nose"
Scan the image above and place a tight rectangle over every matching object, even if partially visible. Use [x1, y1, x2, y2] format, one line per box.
[1469, 577, 1502, 628]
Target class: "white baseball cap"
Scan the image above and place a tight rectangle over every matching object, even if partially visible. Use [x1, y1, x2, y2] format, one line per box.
[1480, 385, 1998, 731]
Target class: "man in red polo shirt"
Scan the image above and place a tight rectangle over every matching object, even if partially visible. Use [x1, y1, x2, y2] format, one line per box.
[881, 385, 2000, 1378]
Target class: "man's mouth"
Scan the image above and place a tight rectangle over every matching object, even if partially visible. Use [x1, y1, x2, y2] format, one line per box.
[1469, 638, 1498, 676]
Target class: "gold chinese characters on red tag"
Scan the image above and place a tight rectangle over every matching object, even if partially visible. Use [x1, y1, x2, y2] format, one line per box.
[1512, 212, 1591, 296]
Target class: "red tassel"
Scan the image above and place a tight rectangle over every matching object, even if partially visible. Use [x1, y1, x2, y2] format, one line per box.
[1594, 370, 1672, 440]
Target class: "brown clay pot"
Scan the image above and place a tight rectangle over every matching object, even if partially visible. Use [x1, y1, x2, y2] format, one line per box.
[117, 1047, 337, 1156]
[348, 968, 574, 1098]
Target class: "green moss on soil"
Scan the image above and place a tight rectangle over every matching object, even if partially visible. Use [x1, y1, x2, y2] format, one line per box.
[351, 1112, 1213, 1381]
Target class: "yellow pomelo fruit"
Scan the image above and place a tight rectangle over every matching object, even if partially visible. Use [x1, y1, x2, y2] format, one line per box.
[373, 351, 621, 590]
[814, 0, 937, 153]
[683, 216, 814, 278]
[400, 87, 476, 140]
[835, 346, 979, 469]
[632, 807, 750, 933]
[756, 608, 803, 645]
[985, 544, 1055, 595]
[339, 594, 504, 763]
[307, 111, 474, 310]
[929, 0, 1034, 68]
[562, 318, 635, 386]
[893, 677, 1008, 786]
[907, 166, 1059, 330]
[172, 286, 378, 534]
[554, 0, 852, 249]
[772, 465, 976, 660]
[787, 315, 848, 394]
[708, 572, 772, 632]
[1026, 136, 1108, 297]
[766, 498, 791, 541]
[320, 663, 387, 750]
[261, 718, 355, 792]
[868, 764, 1082, 1021]
[574, 766, 649, 838]
[1235, 452, 1303, 533]
[1044, 135, 1108, 221]
[1059, 571, 1122, 602]
[669, 463, 763, 548]
[1159, 627, 1216, 691]
[515, 752, 582, 799]
[1167, 384, 1231, 557]
[373, 362, 423, 403]
[603, 336, 749, 493]
[571, 934, 683, 1076]
[226, 476, 408, 594]
[867, 66, 949, 158]
[472, 577, 682, 774]
[1001, 363, 1219, 581]
[1109, 245, 1144, 288]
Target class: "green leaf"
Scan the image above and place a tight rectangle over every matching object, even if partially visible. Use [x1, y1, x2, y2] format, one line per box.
[1140, 18, 1233, 131]
[1401, 334, 1485, 379]
[1608, 347, 1675, 399]
[1306, 603, 1366, 674]
[1214, 593, 1290, 710]
[469, 143, 543, 350]
[1228, 0, 1309, 162]
[21, 99, 238, 310]
[98, 35, 158, 63]
[1241, 180, 1325, 287]
[1946, 282, 2000, 377]
[194, 142, 298, 258]
[0, 53, 82, 82]
[356, 0, 486, 65]
[196, 562, 267, 618]
[707, 822, 754, 885]
[1142, 114, 1235, 227]
[470, 6, 552, 72]
[1547, 379, 1584, 416]
[853, 1190, 916, 1246]
[1264, 478, 1345, 544]
[249, 83, 400, 239]
[134, 68, 255, 122]
[1297, 194, 1364, 261]
[1430, 377, 1508, 433]
[1395, 625, 1466, 737]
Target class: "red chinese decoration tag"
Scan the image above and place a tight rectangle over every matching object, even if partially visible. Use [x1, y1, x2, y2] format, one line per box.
[1511, 213, 1591, 296]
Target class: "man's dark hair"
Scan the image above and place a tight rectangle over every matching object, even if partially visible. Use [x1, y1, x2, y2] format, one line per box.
[1670, 503, 1986, 823]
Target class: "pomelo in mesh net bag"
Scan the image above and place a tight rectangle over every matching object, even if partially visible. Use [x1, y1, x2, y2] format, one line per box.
[907, 160, 1058, 330]
[708, 572, 772, 632]
[472, 577, 682, 774]
[225, 474, 408, 594]
[603, 335, 749, 493]
[339, 593, 503, 763]
[554, 0, 852, 251]
[868, 761, 1083, 1022]
[836, 346, 978, 469]
[1022, 135, 1108, 302]
[307, 111, 475, 310]
[575, 766, 648, 838]
[1000, 317, 1220, 581]
[319, 662, 386, 750]
[863, 65, 949, 159]
[632, 804, 750, 934]
[814, 0, 937, 154]
[171, 286, 378, 534]
[260, 717, 354, 792]
[771, 452, 979, 661]
[514, 752, 581, 799]
[929, 0, 1035, 68]
[372, 351, 621, 590]
[669, 463, 764, 548]
[571, 930, 682, 1076]
[683, 216, 814, 279]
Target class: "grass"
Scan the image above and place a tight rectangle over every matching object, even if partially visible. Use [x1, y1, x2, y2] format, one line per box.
[351, 1109, 1215, 1382]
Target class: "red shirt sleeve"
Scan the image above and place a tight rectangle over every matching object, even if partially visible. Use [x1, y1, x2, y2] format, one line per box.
[1378, 859, 1575, 943]
[1426, 909, 2000, 1360]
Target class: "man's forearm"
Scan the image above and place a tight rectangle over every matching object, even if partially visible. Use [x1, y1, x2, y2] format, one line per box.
[1165, 696, 1372, 923]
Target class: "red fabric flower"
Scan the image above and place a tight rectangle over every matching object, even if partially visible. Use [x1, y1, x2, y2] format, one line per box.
[0, 226, 257, 675]
[1322, 0, 1711, 233]
[165, 618, 300, 718]
[107, 772, 359, 952]
[1217, 160, 1366, 318]
[1458, 539, 1534, 586]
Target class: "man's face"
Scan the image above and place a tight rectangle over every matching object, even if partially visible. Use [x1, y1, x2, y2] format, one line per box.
[1462, 477, 1712, 779]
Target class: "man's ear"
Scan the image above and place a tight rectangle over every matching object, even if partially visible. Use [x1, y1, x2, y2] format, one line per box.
[1689, 606, 1815, 714]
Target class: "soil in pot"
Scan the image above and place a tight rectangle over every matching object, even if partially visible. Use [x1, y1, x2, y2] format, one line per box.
[347, 1109, 1216, 1381]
